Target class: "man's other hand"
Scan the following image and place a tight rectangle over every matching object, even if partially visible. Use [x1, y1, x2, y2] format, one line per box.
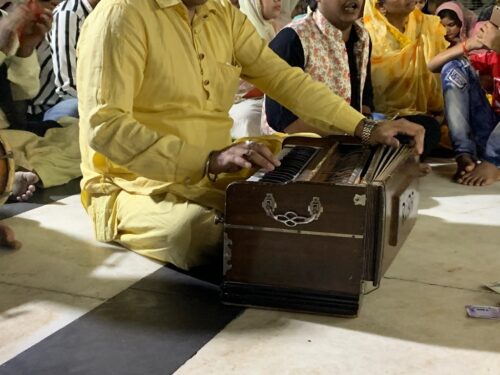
[358, 118, 425, 155]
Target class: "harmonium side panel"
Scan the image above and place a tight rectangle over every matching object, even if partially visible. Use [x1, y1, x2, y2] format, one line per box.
[223, 182, 369, 296]
[373, 153, 420, 283]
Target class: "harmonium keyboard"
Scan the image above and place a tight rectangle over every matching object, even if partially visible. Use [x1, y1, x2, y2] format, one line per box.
[221, 135, 420, 316]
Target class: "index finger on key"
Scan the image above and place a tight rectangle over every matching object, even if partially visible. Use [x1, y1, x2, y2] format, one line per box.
[252, 142, 281, 167]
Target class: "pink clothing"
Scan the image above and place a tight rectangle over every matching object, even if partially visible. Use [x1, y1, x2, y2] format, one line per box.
[435, 1, 477, 40]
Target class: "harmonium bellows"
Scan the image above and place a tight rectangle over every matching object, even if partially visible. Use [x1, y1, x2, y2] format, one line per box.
[221, 135, 420, 317]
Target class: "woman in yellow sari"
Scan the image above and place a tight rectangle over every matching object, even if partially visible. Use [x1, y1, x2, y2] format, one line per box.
[363, 0, 448, 156]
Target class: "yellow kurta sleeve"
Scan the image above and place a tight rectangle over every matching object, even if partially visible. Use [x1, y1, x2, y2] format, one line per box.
[78, 0, 364, 197]
[0, 51, 6, 65]
[230, 7, 364, 134]
[7, 52, 40, 100]
[77, 3, 209, 185]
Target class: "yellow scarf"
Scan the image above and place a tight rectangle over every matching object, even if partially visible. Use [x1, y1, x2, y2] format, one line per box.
[363, 0, 448, 116]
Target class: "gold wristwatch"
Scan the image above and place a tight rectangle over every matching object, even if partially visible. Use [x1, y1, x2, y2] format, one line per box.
[359, 118, 378, 145]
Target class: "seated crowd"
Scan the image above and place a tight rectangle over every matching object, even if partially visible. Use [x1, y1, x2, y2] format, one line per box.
[0, 0, 498, 264]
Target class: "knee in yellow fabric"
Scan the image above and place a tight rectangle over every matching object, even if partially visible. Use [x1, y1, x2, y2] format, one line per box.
[114, 191, 223, 270]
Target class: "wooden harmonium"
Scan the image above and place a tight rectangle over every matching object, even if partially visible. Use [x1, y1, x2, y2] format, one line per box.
[221, 135, 420, 317]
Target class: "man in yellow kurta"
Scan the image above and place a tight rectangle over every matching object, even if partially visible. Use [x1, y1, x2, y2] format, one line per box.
[77, 0, 425, 270]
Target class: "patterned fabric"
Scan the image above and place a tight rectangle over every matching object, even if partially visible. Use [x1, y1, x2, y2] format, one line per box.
[290, 10, 370, 107]
[50, 0, 93, 98]
[29, 0, 94, 114]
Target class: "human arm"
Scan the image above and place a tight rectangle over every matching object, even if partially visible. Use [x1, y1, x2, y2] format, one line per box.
[231, 7, 424, 152]
[10, 4, 51, 100]
[0, 6, 30, 57]
[7, 51, 39, 100]
[16, 3, 52, 58]
[232, 7, 364, 135]
[0, 2, 51, 57]
[77, 4, 279, 182]
[78, 4, 207, 183]
[0, 4, 51, 99]
[427, 36, 484, 73]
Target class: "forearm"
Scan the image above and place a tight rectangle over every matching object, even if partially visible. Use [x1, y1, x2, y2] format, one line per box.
[427, 42, 465, 73]
[86, 107, 208, 183]
[244, 48, 364, 134]
[234, 11, 364, 135]
[7, 52, 40, 100]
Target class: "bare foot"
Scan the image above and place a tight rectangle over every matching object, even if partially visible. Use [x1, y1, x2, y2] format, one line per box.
[10, 171, 39, 202]
[458, 161, 500, 186]
[0, 224, 21, 249]
[454, 154, 477, 181]
[419, 162, 432, 176]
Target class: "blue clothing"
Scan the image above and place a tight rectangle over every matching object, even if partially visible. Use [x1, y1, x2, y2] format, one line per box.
[43, 98, 79, 121]
[441, 58, 500, 166]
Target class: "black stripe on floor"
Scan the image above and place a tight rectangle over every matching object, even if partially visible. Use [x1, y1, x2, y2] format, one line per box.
[0, 264, 242, 375]
[0, 179, 243, 374]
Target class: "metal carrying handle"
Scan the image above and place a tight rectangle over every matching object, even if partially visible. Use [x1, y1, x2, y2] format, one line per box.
[261, 193, 323, 227]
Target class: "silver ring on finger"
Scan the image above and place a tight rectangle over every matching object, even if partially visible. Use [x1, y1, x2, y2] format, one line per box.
[244, 140, 255, 157]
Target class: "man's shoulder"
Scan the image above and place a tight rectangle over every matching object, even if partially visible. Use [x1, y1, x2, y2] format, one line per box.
[204, 0, 236, 16]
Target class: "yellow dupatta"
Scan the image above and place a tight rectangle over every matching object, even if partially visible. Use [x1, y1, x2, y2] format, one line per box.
[363, 0, 448, 116]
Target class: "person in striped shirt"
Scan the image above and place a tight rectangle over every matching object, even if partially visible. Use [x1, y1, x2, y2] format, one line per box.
[27, 0, 61, 118]
[31, 0, 100, 121]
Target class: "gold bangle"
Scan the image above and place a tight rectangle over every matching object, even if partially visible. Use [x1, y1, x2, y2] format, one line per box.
[204, 151, 218, 182]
